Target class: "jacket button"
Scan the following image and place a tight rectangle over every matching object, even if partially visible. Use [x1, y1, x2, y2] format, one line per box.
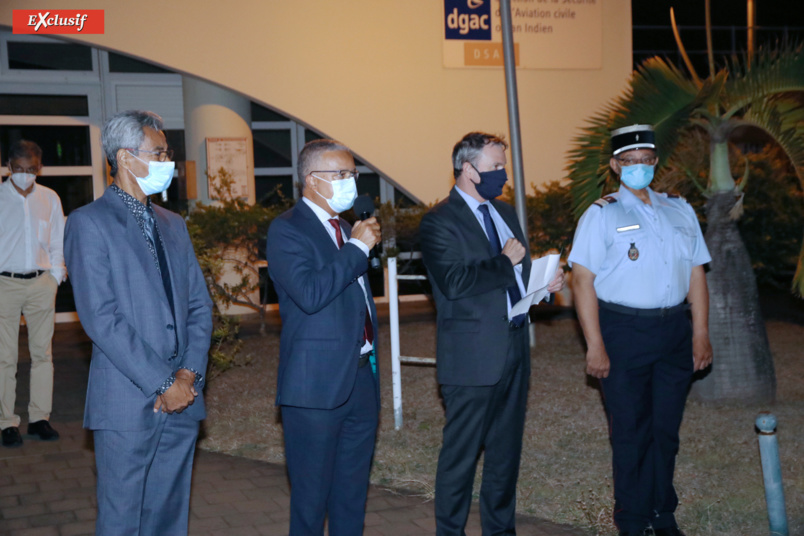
[167, 324, 174, 330]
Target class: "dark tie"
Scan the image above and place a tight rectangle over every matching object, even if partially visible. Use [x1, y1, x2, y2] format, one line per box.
[477, 204, 527, 327]
[328, 218, 374, 345]
[143, 207, 175, 319]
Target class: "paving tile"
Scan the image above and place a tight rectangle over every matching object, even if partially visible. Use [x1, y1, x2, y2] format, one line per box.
[1, 319, 591, 536]
[58, 520, 96, 536]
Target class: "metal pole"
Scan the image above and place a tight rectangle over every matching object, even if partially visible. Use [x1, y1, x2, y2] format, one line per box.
[756, 413, 789, 536]
[499, 0, 527, 237]
[388, 257, 404, 430]
[500, 0, 536, 346]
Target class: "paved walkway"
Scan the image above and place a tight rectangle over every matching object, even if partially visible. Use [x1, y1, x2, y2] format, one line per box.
[1, 310, 589, 536]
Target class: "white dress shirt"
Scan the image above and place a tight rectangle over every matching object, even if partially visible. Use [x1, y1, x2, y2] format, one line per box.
[302, 197, 374, 354]
[0, 179, 66, 283]
[454, 186, 527, 313]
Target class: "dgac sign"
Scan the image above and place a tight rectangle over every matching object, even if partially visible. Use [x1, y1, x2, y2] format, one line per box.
[444, 0, 491, 40]
[13, 10, 105, 34]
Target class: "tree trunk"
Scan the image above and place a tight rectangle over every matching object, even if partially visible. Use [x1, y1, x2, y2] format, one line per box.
[690, 191, 776, 403]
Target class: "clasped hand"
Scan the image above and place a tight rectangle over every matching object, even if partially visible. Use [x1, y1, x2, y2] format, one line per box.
[154, 369, 198, 414]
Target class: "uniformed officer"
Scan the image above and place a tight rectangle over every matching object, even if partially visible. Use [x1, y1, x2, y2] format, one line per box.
[568, 124, 713, 536]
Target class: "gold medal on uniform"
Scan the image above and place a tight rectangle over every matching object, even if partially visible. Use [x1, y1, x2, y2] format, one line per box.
[628, 242, 639, 261]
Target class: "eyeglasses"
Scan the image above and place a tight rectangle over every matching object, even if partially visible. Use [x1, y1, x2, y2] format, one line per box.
[617, 155, 657, 166]
[310, 169, 359, 181]
[125, 148, 175, 162]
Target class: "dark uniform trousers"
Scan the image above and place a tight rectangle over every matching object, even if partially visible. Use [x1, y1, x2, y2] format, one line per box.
[435, 325, 530, 536]
[599, 307, 694, 533]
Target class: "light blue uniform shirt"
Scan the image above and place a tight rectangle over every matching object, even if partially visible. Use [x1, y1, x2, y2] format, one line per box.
[453, 186, 527, 313]
[568, 185, 711, 309]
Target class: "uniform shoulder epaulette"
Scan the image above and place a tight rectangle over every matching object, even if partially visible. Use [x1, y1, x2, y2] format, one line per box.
[593, 195, 618, 208]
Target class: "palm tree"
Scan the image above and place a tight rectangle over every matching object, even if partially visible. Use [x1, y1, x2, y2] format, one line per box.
[566, 26, 804, 403]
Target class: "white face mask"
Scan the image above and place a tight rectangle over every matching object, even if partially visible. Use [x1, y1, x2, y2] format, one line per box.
[127, 152, 175, 196]
[312, 174, 358, 213]
[10, 172, 36, 191]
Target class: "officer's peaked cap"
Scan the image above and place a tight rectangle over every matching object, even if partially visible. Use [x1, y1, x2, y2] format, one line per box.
[611, 124, 656, 156]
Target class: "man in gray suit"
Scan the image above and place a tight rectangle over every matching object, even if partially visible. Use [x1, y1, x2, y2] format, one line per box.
[420, 132, 564, 535]
[64, 110, 212, 535]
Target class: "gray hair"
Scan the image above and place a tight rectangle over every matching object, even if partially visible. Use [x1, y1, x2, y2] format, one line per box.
[297, 138, 350, 190]
[102, 110, 164, 177]
[452, 132, 508, 179]
[7, 140, 43, 163]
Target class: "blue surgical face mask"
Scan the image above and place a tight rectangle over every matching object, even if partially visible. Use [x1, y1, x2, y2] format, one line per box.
[471, 165, 508, 200]
[127, 152, 175, 196]
[312, 174, 358, 213]
[620, 164, 654, 190]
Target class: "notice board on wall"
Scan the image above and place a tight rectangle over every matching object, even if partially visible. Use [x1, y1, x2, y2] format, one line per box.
[206, 137, 249, 198]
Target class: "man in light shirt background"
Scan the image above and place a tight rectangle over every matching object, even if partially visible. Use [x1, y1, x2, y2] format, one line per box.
[0, 140, 65, 447]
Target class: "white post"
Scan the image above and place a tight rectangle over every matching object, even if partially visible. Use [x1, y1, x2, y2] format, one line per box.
[388, 257, 404, 430]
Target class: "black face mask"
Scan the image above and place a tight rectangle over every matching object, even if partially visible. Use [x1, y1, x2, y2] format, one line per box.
[471, 164, 507, 200]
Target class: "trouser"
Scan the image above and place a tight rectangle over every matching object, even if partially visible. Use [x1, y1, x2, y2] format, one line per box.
[435, 325, 530, 536]
[599, 307, 694, 533]
[93, 413, 200, 535]
[282, 364, 379, 536]
[0, 273, 58, 429]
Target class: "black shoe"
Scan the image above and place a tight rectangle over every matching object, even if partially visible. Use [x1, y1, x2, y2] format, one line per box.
[2, 426, 23, 447]
[27, 420, 59, 441]
[619, 529, 653, 536]
[654, 527, 685, 536]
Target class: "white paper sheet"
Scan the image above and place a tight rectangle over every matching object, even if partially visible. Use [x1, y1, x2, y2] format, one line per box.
[509, 253, 560, 319]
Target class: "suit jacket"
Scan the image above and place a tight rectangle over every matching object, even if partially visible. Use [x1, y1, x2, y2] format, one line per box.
[64, 187, 213, 431]
[420, 187, 532, 386]
[266, 199, 379, 410]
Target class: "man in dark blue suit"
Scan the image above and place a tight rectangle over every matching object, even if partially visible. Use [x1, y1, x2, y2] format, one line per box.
[64, 110, 212, 535]
[421, 132, 564, 535]
[266, 139, 382, 535]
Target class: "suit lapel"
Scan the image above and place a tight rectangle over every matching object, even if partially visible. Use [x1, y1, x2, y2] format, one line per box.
[448, 188, 493, 256]
[295, 200, 339, 255]
[492, 198, 532, 283]
[153, 208, 179, 313]
[104, 190, 172, 310]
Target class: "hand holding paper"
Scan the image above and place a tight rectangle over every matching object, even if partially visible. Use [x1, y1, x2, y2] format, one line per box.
[509, 253, 561, 319]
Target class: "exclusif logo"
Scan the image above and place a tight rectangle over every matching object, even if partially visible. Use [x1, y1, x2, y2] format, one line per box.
[12, 10, 105, 34]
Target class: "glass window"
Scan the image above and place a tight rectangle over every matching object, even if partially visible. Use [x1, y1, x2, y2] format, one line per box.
[7, 42, 93, 71]
[31, 176, 93, 215]
[0, 125, 91, 166]
[356, 172, 380, 202]
[251, 102, 289, 122]
[253, 130, 292, 168]
[108, 52, 173, 74]
[395, 188, 418, 208]
[163, 130, 186, 162]
[304, 129, 323, 143]
[0, 94, 89, 116]
[256, 175, 294, 206]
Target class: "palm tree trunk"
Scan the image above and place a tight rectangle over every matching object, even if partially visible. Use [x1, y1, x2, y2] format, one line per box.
[690, 191, 777, 403]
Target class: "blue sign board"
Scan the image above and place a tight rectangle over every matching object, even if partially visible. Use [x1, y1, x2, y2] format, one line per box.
[444, 0, 492, 41]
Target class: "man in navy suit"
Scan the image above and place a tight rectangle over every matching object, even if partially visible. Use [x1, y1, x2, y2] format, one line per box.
[266, 138, 382, 535]
[420, 132, 564, 535]
[64, 110, 212, 535]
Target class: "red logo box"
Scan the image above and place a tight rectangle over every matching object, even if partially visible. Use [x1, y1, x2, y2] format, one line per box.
[13, 10, 104, 34]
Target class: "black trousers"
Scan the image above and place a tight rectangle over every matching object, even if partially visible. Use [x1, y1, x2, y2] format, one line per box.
[435, 326, 530, 536]
[599, 308, 694, 533]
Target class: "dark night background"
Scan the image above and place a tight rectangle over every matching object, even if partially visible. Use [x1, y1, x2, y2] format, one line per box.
[632, 1, 804, 71]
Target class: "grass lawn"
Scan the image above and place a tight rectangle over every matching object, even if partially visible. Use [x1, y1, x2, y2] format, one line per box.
[198, 315, 803, 536]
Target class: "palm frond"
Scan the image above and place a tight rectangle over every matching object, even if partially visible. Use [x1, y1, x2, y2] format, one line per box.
[567, 57, 706, 217]
[724, 43, 804, 117]
[740, 95, 804, 186]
